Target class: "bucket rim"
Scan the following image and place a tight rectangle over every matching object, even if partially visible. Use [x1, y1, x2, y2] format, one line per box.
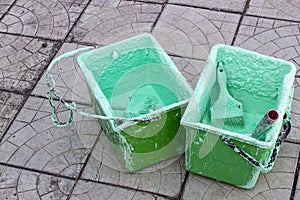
[181, 121, 276, 149]
[115, 98, 190, 131]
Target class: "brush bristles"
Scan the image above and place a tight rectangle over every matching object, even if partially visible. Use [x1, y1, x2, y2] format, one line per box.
[211, 117, 244, 128]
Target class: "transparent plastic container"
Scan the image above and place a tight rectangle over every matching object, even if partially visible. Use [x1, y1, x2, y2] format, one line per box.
[47, 33, 192, 172]
[181, 44, 295, 189]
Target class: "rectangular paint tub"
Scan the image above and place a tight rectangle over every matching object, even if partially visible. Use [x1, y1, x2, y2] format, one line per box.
[76, 34, 193, 172]
[181, 44, 296, 189]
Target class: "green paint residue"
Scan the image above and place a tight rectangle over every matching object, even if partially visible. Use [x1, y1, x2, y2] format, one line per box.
[81, 47, 189, 117]
[97, 48, 164, 99]
[201, 46, 291, 136]
[127, 83, 178, 118]
[217, 47, 291, 99]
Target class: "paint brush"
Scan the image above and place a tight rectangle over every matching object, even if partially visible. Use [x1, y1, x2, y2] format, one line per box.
[210, 62, 244, 127]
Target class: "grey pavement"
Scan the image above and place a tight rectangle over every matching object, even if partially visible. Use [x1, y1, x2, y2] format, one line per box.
[0, 0, 299, 199]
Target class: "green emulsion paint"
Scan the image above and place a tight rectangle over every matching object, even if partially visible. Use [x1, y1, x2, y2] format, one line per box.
[96, 48, 164, 100]
[200, 46, 291, 137]
[88, 47, 186, 117]
[127, 83, 178, 118]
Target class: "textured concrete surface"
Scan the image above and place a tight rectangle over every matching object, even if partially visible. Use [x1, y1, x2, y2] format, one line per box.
[0, 0, 14, 19]
[247, 0, 300, 22]
[152, 5, 240, 59]
[0, 91, 24, 138]
[0, 0, 299, 199]
[168, 0, 247, 12]
[0, 97, 100, 177]
[32, 43, 91, 104]
[69, 0, 162, 45]
[295, 170, 300, 200]
[0, 0, 89, 40]
[0, 34, 59, 93]
[70, 180, 169, 200]
[0, 165, 75, 200]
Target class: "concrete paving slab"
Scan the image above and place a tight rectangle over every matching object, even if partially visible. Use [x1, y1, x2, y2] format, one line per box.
[0, 96, 100, 177]
[0, 0, 14, 19]
[0, 165, 74, 200]
[294, 84, 300, 103]
[69, 180, 168, 200]
[292, 79, 300, 143]
[0, 91, 24, 139]
[80, 133, 186, 198]
[290, 111, 300, 142]
[69, 0, 162, 45]
[168, 0, 247, 12]
[247, 0, 300, 22]
[234, 16, 300, 67]
[0, 0, 89, 40]
[0, 33, 59, 93]
[294, 170, 300, 200]
[152, 5, 240, 59]
[288, 127, 300, 144]
[171, 56, 205, 89]
[295, 85, 299, 98]
[32, 43, 92, 104]
[126, 0, 166, 3]
[182, 142, 299, 200]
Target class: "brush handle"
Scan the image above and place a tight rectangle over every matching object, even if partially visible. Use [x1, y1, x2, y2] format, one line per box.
[216, 62, 230, 98]
[211, 61, 243, 121]
[251, 110, 279, 140]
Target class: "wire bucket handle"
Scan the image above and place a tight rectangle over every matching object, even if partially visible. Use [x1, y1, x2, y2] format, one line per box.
[221, 114, 291, 172]
[46, 46, 159, 127]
